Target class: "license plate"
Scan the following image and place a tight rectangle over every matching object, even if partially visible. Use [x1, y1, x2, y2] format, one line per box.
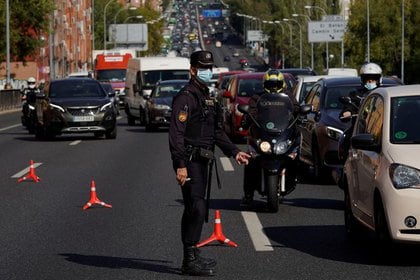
[73, 116, 94, 122]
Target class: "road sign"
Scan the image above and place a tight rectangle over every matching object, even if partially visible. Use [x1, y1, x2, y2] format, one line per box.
[308, 21, 347, 43]
[247, 30, 263, 42]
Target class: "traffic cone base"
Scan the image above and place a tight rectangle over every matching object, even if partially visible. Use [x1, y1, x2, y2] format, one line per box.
[83, 181, 112, 210]
[197, 210, 238, 248]
[18, 160, 41, 183]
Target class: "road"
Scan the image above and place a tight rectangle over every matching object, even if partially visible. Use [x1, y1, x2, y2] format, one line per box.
[1, 111, 420, 280]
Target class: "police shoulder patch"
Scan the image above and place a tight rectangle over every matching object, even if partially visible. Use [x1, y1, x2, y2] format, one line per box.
[178, 111, 188, 122]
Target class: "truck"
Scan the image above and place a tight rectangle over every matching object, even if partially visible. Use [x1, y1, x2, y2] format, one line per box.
[94, 49, 137, 107]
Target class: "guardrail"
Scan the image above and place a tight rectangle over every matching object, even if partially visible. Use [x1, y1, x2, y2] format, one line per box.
[0, 89, 21, 112]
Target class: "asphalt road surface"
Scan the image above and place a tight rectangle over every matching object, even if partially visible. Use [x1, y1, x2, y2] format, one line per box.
[1, 111, 420, 280]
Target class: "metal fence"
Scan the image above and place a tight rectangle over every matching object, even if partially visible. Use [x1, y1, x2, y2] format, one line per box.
[0, 89, 21, 112]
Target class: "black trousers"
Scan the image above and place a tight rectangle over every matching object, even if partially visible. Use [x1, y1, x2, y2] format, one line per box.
[177, 160, 209, 247]
[243, 157, 262, 197]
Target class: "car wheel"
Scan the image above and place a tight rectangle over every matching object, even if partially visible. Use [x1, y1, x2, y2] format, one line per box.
[145, 123, 156, 132]
[139, 108, 147, 126]
[343, 179, 363, 240]
[105, 125, 117, 139]
[374, 197, 391, 245]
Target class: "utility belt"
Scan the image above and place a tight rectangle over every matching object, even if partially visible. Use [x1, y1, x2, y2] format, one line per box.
[185, 145, 215, 162]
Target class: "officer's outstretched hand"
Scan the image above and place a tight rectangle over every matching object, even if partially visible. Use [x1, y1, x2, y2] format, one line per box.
[176, 167, 189, 186]
[235, 151, 251, 165]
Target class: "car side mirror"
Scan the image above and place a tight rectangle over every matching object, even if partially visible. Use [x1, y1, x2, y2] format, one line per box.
[351, 133, 380, 153]
[237, 104, 249, 114]
[299, 104, 312, 115]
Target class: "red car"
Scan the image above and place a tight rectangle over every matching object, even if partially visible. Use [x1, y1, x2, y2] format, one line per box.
[221, 72, 265, 140]
[221, 72, 297, 141]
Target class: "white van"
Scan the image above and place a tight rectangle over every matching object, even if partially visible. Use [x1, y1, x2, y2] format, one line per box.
[124, 56, 190, 125]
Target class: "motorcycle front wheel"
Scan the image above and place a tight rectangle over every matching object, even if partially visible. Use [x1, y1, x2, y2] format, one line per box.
[265, 173, 279, 213]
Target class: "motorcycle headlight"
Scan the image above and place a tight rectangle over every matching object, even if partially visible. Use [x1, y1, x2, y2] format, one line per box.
[259, 141, 271, 153]
[49, 103, 65, 112]
[326, 126, 343, 141]
[273, 140, 290, 155]
[152, 103, 170, 110]
[100, 102, 113, 112]
[389, 164, 420, 189]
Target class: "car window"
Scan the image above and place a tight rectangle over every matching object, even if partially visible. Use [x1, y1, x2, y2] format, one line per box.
[237, 79, 263, 97]
[324, 87, 360, 109]
[49, 81, 106, 98]
[154, 84, 185, 98]
[304, 84, 318, 106]
[300, 81, 316, 103]
[356, 95, 383, 145]
[390, 96, 420, 143]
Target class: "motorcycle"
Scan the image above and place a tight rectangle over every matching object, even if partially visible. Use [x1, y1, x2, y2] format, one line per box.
[238, 93, 311, 212]
[21, 90, 40, 134]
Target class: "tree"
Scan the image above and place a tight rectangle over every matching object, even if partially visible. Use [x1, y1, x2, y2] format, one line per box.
[0, 0, 55, 62]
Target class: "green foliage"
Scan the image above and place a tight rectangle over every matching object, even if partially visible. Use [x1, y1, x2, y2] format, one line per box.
[0, 0, 55, 61]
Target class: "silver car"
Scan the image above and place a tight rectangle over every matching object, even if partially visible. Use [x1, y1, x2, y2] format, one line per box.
[343, 85, 420, 243]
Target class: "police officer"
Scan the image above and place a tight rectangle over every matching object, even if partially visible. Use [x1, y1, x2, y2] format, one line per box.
[21, 77, 41, 130]
[169, 50, 250, 276]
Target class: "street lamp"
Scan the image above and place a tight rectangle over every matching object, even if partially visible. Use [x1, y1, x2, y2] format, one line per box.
[304, 5, 327, 18]
[103, 0, 115, 51]
[123, 15, 143, 23]
[6, 0, 11, 88]
[284, 18, 302, 68]
[293, 13, 313, 69]
[113, 6, 137, 48]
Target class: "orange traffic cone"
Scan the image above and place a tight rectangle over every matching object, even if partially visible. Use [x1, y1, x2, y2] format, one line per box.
[196, 210, 238, 248]
[17, 160, 41, 183]
[83, 180, 112, 210]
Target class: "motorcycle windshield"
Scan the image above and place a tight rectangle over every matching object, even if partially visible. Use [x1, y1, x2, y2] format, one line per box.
[256, 93, 294, 133]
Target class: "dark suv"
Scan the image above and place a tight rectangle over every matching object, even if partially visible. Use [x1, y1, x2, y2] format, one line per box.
[298, 76, 402, 181]
[35, 78, 117, 139]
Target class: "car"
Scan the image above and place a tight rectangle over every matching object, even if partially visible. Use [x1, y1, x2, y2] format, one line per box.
[100, 82, 120, 115]
[35, 78, 117, 139]
[298, 76, 402, 182]
[214, 70, 247, 99]
[343, 85, 420, 244]
[215, 41, 222, 47]
[232, 49, 240, 57]
[143, 79, 189, 131]
[239, 58, 248, 64]
[223, 55, 231, 62]
[292, 75, 326, 104]
[221, 72, 265, 140]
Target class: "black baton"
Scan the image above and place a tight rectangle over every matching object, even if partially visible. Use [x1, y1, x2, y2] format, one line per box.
[205, 159, 214, 223]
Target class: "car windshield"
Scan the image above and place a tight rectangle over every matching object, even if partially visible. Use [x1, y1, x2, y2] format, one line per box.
[237, 79, 263, 97]
[256, 93, 294, 133]
[153, 83, 186, 98]
[142, 70, 190, 89]
[49, 81, 106, 98]
[324, 86, 363, 109]
[390, 96, 420, 144]
[96, 69, 126, 82]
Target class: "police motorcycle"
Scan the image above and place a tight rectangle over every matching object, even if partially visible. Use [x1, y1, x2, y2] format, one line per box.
[21, 79, 41, 134]
[238, 93, 311, 212]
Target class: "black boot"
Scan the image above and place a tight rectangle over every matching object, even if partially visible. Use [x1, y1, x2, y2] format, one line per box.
[194, 247, 216, 268]
[181, 246, 215, 276]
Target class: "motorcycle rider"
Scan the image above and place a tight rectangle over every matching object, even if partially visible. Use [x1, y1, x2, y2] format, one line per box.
[21, 77, 41, 130]
[240, 69, 299, 207]
[340, 62, 382, 120]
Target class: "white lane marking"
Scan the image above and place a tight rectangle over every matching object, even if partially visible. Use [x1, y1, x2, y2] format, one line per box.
[12, 162, 43, 178]
[219, 157, 234, 171]
[0, 124, 21, 132]
[69, 140, 82, 146]
[241, 211, 274, 251]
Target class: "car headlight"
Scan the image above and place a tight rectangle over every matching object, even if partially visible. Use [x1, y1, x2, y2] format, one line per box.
[151, 104, 171, 110]
[389, 163, 420, 189]
[100, 102, 113, 112]
[326, 126, 343, 141]
[49, 103, 65, 112]
[273, 140, 291, 155]
[259, 141, 271, 153]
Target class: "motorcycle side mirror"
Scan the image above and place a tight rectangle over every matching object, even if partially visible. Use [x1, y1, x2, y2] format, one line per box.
[237, 104, 249, 114]
[299, 104, 312, 115]
[339, 96, 352, 105]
